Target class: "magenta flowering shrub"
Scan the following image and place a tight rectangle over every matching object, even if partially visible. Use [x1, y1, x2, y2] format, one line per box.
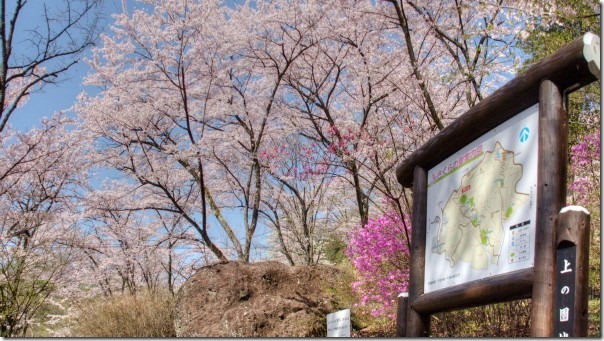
[569, 132, 600, 205]
[346, 208, 411, 318]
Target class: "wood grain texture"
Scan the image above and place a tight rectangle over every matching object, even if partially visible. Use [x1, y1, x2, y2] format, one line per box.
[411, 268, 534, 314]
[406, 166, 430, 337]
[530, 79, 568, 337]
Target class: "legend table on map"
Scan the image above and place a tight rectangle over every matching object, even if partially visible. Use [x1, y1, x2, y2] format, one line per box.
[509, 220, 531, 263]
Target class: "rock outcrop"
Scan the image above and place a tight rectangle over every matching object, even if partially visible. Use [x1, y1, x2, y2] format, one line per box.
[174, 261, 346, 337]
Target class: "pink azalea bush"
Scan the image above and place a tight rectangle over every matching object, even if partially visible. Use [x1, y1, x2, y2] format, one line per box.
[346, 208, 411, 318]
[569, 132, 600, 205]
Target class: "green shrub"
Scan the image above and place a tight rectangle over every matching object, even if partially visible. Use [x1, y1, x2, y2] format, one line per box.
[325, 260, 375, 332]
[69, 290, 175, 337]
[323, 235, 348, 265]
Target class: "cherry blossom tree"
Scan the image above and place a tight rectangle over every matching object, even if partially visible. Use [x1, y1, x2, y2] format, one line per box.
[76, 0, 562, 267]
[259, 137, 345, 265]
[319, 0, 562, 319]
[77, 0, 318, 262]
[0, 1, 103, 335]
[76, 0, 237, 262]
[276, 1, 412, 227]
[199, 1, 319, 262]
[0, 113, 88, 336]
[75, 191, 204, 296]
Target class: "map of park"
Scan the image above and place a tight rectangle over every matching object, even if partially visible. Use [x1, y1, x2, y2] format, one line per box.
[432, 142, 529, 270]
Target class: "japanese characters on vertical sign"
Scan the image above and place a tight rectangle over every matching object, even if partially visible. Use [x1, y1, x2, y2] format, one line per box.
[554, 245, 576, 337]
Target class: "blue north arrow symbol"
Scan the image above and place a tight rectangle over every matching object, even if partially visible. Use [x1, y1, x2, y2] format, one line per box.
[519, 127, 530, 143]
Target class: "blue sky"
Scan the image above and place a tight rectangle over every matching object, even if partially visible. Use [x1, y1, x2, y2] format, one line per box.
[12, 0, 246, 133]
[11, 0, 125, 132]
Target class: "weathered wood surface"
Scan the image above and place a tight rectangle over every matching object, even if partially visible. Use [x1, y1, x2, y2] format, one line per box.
[556, 207, 591, 336]
[411, 268, 534, 314]
[530, 79, 568, 337]
[396, 33, 599, 188]
[396, 293, 408, 337]
[406, 166, 430, 337]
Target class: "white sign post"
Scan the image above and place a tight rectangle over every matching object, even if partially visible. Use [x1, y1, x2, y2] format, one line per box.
[326, 309, 351, 337]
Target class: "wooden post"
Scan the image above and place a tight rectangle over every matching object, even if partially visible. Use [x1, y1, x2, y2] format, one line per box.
[531, 79, 568, 337]
[406, 166, 430, 337]
[396, 293, 408, 337]
[554, 206, 591, 337]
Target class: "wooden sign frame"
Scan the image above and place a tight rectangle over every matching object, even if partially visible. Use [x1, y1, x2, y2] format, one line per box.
[395, 33, 600, 337]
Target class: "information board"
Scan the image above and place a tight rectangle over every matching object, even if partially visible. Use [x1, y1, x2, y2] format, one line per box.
[424, 104, 539, 293]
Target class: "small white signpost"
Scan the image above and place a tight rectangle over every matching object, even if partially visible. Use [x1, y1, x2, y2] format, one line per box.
[326, 308, 351, 337]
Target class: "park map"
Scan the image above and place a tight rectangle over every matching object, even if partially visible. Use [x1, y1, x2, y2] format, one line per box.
[432, 142, 529, 270]
[424, 104, 538, 293]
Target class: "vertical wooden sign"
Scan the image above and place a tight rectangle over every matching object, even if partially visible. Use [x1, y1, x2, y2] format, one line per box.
[554, 207, 591, 337]
[554, 245, 577, 337]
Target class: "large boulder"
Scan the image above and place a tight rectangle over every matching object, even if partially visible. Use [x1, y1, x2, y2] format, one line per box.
[174, 261, 347, 337]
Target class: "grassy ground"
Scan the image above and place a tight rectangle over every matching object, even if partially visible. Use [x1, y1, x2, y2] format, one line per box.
[588, 298, 601, 337]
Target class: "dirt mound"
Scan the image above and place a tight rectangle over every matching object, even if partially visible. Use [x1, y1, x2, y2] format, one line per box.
[174, 261, 346, 337]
